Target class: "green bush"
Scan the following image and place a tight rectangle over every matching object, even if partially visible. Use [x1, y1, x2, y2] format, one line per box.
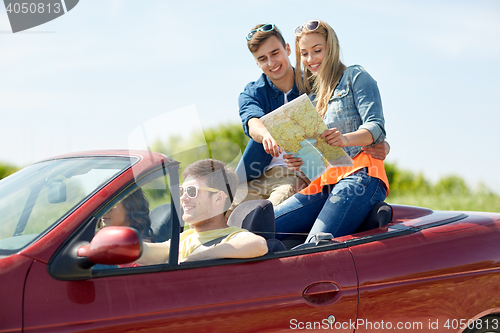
[386, 164, 499, 212]
[434, 175, 469, 196]
[385, 162, 432, 196]
[153, 123, 500, 212]
[152, 123, 249, 181]
[0, 162, 19, 180]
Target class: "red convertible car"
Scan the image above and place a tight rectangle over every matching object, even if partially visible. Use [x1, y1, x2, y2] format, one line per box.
[0, 150, 499, 333]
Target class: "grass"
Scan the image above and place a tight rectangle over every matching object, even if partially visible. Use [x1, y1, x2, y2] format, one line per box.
[387, 192, 500, 213]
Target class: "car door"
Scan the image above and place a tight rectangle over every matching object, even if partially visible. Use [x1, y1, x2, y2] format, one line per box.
[22, 160, 359, 333]
[23, 244, 358, 332]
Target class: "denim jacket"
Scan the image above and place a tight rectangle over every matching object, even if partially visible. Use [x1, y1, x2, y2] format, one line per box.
[236, 73, 301, 182]
[319, 65, 386, 159]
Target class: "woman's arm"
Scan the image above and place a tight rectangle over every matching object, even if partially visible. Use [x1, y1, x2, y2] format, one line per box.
[321, 68, 386, 149]
[352, 68, 386, 145]
[321, 127, 373, 147]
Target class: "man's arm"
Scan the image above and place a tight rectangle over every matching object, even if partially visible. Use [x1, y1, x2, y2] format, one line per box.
[248, 118, 282, 157]
[182, 232, 268, 262]
[135, 241, 170, 265]
[239, 84, 281, 158]
[361, 141, 391, 160]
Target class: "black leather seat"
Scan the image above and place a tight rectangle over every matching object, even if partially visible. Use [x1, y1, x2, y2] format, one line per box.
[149, 204, 172, 242]
[227, 200, 286, 253]
[355, 202, 393, 233]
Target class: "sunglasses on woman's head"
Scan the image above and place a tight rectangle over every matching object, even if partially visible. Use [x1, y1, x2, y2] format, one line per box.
[294, 20, 320, 35]
[246, 23, 276, 41]
[179, 185, 226, 199]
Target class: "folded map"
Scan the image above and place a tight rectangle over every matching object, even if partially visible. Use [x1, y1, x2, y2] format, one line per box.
[261, 94, 353, 181]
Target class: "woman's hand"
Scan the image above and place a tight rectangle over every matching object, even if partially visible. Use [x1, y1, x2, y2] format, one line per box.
[283, 153, 303, 172]
[321, 128, 348, 147]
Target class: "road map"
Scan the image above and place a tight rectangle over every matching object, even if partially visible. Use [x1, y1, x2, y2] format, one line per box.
[261, 94, 353, 180]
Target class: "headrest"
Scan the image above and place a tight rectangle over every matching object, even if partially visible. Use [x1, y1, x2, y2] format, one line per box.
[149, 204, 172, 242]
[227, 200, 275, 240]
[356, 202, 393, 233]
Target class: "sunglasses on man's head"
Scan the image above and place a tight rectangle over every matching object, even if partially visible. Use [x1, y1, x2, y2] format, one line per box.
[179, 185, 226, 199]
[246, 23, 276, 41]
[294, 20, 320, 35]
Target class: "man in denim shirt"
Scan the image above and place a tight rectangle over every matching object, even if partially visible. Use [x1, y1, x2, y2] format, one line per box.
[228, 23, 388, 216]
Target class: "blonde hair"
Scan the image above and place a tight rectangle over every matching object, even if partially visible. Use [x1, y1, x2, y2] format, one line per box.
[294, 21, 346, 118]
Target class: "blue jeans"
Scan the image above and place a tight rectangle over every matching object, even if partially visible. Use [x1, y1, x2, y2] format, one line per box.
[235, 139, 273, 183]
[274, 168, 387, 243]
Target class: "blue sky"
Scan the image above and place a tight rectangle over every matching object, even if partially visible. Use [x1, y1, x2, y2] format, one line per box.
[1, 0, 499, 194]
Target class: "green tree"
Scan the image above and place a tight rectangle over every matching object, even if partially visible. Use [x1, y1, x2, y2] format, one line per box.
[385, 162, 431, 196]
[0, 162, 19, 180]
[203, 123, 249, 153]
[433, 175, 470, 196]
[152, 122, 248, 180]
[151, 122, 500, 212]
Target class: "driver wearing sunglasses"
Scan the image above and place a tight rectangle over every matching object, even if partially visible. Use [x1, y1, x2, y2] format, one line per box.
[136, 159, 268, 264]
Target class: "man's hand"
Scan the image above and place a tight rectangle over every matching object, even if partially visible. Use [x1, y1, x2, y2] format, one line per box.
[262, 132, 282, 158]
[283, 153, 304, 172]
[361, 141, 390, 160]
[248, 118, 282, 157]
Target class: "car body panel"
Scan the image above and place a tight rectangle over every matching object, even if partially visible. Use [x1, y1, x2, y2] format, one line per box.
[23, 250, 357, 332]
[0, 254, 34, 333]
[1, 150, 500, 332]
[350, 214, 500, 332]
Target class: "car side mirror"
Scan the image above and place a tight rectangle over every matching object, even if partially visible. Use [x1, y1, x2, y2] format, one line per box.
[47, 180, 67, 204]
[77, 227, 143, 265]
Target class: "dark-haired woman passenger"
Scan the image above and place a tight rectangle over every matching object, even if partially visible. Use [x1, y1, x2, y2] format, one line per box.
[99, 188, 155, 243]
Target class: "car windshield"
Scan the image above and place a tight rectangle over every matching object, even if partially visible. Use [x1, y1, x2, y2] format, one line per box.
[0, 156, 137, 255]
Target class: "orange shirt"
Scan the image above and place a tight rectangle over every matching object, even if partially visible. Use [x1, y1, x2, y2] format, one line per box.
[299, 152, 389, 195]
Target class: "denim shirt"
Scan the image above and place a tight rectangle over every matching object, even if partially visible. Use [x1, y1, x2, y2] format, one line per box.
[236, 73, 301, 182]
[238, 73, 301, 136]
[318, 65, 386, 159]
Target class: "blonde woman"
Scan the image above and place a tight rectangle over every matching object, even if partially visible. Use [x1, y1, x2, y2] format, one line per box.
[274, 20, 389, 243]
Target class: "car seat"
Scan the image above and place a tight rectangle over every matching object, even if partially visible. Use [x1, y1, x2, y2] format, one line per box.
[355, 202, 393, 233]
[227, 200, 286, 253]
[149, 204, 172, 243]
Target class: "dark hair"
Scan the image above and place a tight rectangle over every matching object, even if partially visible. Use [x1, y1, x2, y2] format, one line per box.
[121, 188, 154, 242]
[182, 159, 238, 211]
[247, 23, 287, 53]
